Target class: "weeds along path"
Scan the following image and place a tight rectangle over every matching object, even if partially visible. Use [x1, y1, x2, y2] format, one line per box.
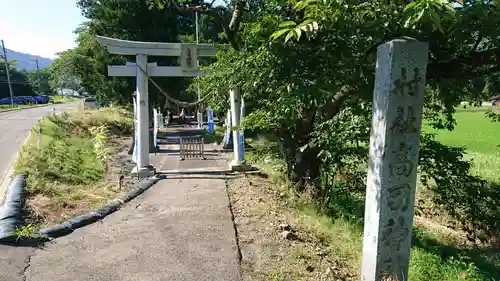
[16, 107, 134, 227]
[0, 102, 79, 205]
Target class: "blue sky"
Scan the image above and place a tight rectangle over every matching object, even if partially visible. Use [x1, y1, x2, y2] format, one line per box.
[0, 0, 86, 59]
[0, 0, 227, 59]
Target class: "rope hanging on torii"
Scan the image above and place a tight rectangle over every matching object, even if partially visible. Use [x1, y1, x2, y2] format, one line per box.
[135, 63, 214, 108]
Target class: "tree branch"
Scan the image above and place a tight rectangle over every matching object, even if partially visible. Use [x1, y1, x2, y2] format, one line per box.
[471, 34, 483, 54]
[320, 84, 361, 122]
[428, 47, 500, 81]
[320, 46, 500, 121]
[166, 0, 245, 50]
[229, 0, 245, 32]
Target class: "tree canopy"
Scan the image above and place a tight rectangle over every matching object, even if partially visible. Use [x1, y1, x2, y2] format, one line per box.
[26, 67, 51, 94]
[48, 0, 229, 107]
[0, 61, 36, 98]
[187, 0, 500, 182]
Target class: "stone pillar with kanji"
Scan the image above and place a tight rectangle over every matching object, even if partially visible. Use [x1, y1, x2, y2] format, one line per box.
[361, 38, 429, 281]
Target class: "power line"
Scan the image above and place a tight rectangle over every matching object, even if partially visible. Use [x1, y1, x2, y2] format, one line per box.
[28, 59, 41, 93]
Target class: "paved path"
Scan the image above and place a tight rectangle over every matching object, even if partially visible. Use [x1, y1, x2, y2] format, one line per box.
[0, 139, 241, 281]
[0, 103, 79, 205]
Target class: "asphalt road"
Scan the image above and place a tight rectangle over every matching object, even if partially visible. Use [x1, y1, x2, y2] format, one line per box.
[0, 102, 79, 205]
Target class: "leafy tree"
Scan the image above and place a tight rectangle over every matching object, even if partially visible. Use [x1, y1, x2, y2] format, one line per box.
[179, 0, 500, 184]
[482, 73, 500, 97]
[26, 68, 51, 94]
[0, 61, 36, 98]
[151, 0, 500, 242]
[49, 24, 123, 103]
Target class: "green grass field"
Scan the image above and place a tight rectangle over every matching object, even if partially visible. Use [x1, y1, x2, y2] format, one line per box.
[424, 106, 500, 182]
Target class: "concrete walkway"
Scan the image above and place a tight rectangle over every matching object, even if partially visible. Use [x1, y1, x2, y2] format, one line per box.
[0, 142, 241, 281]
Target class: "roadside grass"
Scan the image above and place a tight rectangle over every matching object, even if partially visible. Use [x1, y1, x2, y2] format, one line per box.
[233, 106, 500, 281]
[51, 95, 81, 103]
[15, 107, 133, 226]
[0, 103, 49, 112]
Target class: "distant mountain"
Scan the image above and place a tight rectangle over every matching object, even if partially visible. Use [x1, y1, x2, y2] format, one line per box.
[4, 49, 53, 71]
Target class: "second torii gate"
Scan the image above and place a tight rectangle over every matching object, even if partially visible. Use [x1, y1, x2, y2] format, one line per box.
[96, 36, 246, 176]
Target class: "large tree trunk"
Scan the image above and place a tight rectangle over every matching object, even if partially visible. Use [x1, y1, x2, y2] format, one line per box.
[290, 146, 322, 190]
[279, 109, 322, 189]
[279, 132, 296, 180]
[279, 137, 321, 190]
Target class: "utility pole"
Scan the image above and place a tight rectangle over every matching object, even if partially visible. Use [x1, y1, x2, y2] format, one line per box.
[30, 59, 41, 93]
[196, 11, 200, 103]
[195, 9, 203, 128]
[1, 40, 14, 106]
[195, 10, 200, 102]
[195, 11, 200, 46]
[34, 59, 40, 93]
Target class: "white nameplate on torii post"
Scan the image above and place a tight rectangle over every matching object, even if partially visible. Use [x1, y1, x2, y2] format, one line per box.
[180, 44, 198, 72]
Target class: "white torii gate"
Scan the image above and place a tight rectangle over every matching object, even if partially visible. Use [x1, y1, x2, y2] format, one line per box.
[95, 36, 246, 176]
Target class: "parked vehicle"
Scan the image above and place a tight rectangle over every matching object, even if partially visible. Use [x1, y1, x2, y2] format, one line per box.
[489, 95, 500, 106]
[17, 97, 28, 104]
[23, 96, 36, 104]
[0, 94, 57, 106]
[33, 96, 44, 104]
[0, 97, 25, 105]
[40, 95, 52, 103]
[0, 98, 11, 105]
[82, 96, 99, 109]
